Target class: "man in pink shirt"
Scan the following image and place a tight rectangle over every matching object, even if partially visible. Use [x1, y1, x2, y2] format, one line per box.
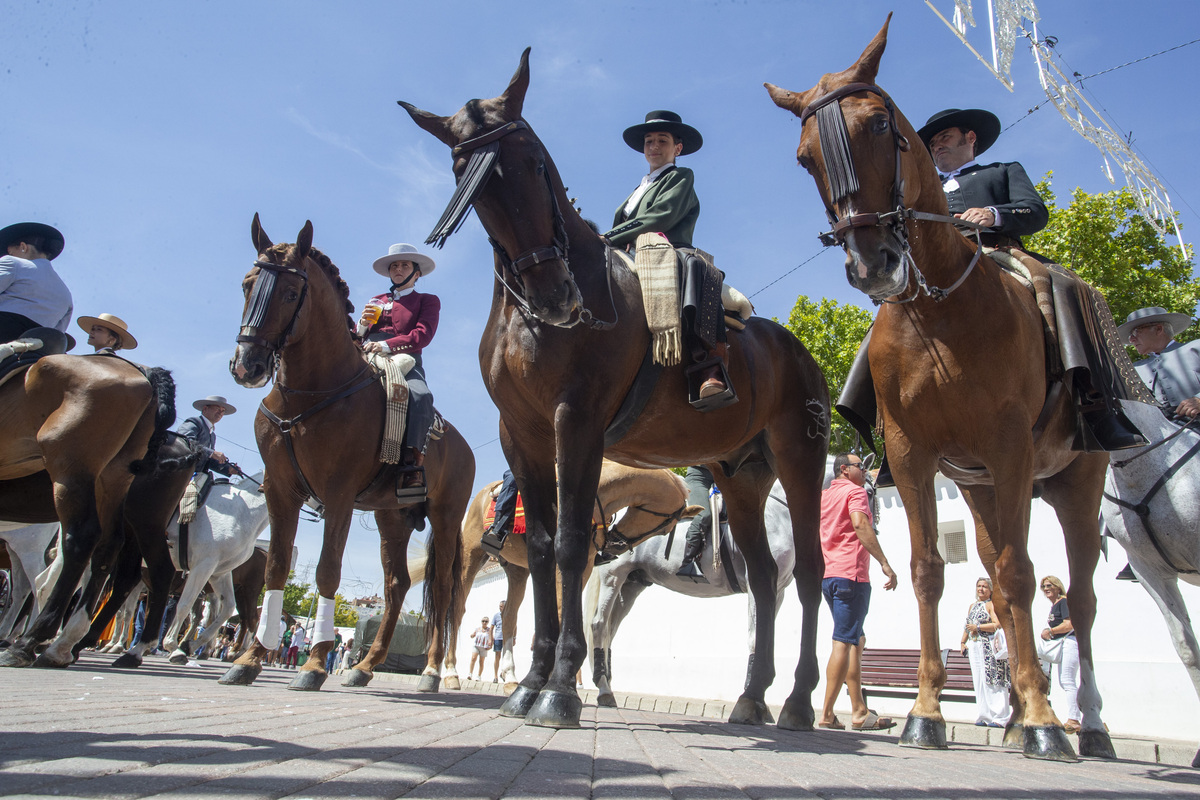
[817, 453, 898, 731]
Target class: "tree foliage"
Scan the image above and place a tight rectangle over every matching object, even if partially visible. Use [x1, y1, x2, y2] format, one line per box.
[1026, 174, 1198, 346]
[781, 295, 876, 454]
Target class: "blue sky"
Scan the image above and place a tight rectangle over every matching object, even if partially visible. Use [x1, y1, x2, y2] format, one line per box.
[6, 1, 1198, 599]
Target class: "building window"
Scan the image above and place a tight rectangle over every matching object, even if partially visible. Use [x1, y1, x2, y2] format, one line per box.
[937, 520, 969, 564]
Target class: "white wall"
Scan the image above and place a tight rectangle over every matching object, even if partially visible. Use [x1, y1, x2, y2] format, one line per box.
[454, 473, 1200, 742]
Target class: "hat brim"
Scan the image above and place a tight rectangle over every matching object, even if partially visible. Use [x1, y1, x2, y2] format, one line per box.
[77, 316, 138, 350]
[1117, 311, 1193, 343]
[372, 252, 436, 279]
[193, 398, 237, 414]
[918, 109, 1001, 157]
[0, 222, 65, 260]
[622, 121, 703, 156]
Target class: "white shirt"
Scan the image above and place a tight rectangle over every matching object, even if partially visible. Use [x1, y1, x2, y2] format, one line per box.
[623, 164, 675, 217]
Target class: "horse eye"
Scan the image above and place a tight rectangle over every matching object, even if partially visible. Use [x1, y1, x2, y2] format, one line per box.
[536, 160, 546, 176]
[284, 290, 299, 303]
[872, 116, 890, 135]
[797, 155, 813, 171]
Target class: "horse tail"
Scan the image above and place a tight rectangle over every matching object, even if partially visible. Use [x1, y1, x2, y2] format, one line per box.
[421, 522, 465, 659]
[129, 367, 178, 474]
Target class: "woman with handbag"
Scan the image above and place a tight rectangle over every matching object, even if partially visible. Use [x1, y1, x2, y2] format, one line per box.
[1038, 574, 1081, 733]
[959, 577, 1011, 727]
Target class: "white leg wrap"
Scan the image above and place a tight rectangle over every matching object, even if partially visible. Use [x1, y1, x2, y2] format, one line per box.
[313, 596, 336, 644]
[257, 589, 284, 649]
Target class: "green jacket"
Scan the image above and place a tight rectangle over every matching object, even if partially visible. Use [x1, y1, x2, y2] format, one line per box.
[606, 166, 699, 248]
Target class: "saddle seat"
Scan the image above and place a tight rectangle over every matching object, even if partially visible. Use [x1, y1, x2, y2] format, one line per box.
[0, 328, 72, 389]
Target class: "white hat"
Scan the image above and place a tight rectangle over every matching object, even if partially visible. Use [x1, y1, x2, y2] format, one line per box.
[1117, 306, 1193, 343]
[193, 395, 237, 414]
[371, 243, 436, 279]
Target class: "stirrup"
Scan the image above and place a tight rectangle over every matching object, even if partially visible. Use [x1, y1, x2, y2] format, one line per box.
[395, 466, 427, 504]
[675, 560, 709, 584]
[684, 356, 737, 412]
[480, 529, 506, 558]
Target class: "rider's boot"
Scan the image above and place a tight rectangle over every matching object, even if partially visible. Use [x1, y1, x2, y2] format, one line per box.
[699, 342, 728, 399]
[396, 447, 427, 502]
[675, 533, 708, 584]
[1080, 395, 1146, 451]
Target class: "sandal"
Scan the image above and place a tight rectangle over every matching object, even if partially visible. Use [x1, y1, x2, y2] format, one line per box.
[1063, 720, 1081, 734]
[852, 711, 897, 731]
[817, 716, 845, 730]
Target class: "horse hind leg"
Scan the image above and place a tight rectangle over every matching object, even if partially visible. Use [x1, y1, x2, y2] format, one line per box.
[345, 509, 413, 689]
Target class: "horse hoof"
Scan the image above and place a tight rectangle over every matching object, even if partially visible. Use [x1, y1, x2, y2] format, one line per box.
[525, 689, 583, 729]
[168, 650, 189, 665]
[776, 703, 815, 732]
[597, 692, 618, 708]
[443, 675, 461, 691]
[416, 674, 441, 693]
[0, 647, 34, 668]
[898, 715, 947, 749]
[288, 670, 327, 691]
[218, 664, 262, 686]
[499, 685, 540, 718]
[1078, 728, 1116, 759]
[728, 696, 774, 726]
[1191, 748, 1200, 769]
[32, 653, 71, 669]
[341, 669, 373, 688]
[503, 681, 520, 696]
[1002, 722, 1024, 749]
[1022, 725, 1078, 761]
[111, 652, 142, 669]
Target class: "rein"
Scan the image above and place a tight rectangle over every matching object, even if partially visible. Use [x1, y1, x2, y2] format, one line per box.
[801, 82, 985, 304]
[425, 119, 616, 331]
[592, 499, 687, 558]
[1104, 416, 1200, 574]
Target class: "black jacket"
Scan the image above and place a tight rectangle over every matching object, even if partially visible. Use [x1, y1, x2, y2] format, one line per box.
[176, 415, 233, 476]
[944, 161, 1049, 243]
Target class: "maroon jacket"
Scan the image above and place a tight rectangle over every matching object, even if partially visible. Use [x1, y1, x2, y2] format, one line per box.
[365, 290, 440, 355]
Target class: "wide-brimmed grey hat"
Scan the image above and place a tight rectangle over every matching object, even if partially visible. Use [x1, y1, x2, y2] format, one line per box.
[622, 110, 703, 156]
[192, 395, 237, 414]
[0, 222, 65, 260]
[371, 243, 436, 279]
[918, 108, 1002, 157]
[1117, 306, 1193, 343]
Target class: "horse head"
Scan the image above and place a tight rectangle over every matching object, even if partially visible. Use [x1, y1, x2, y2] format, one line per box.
[766, 14, 945, 302]
[399, 47, 583, 326]
[230, 215, 315, 387]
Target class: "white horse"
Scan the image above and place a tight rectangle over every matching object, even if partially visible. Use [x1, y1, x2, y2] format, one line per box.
[585, 481, 796, 710]
[0, 523, 60, 641]
[158, 472, 269, 664]
[1102, 399, 1200, 768]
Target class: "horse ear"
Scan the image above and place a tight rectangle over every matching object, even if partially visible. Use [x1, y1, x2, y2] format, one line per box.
[764, 82, 813, 119]
[398, 101, 458, 148]
[251, 213, 273, 255]
[849, 13, 892, 84]
[500, 47, 531, 118]
[295, 220, 313, 262]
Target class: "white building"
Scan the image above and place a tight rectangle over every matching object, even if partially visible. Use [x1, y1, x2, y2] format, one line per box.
[455, 471, 1200, 743]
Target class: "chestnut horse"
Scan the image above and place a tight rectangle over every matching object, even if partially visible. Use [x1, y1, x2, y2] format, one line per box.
[766, 16, 1113, 761]
[224, 217, 475, 692]
[418, 461, 699, 695]
[400, 49, 830, 729]
[0, 355, 175, 668]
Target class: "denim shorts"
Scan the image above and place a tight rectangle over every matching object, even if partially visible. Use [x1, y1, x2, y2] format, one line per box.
[822, 577, 871, 644]
[493, 638, 503, 653]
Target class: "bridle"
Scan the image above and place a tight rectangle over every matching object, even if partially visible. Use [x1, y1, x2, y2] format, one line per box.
[236, 258, 310, 379]
[425, 119, 616, 330]
[800, 81, 984, 304]
[592, 496, 687, 561]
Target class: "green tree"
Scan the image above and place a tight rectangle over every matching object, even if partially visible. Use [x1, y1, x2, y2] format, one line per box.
[1026, 174, 1198, 348]
[781, 295, 875, 453]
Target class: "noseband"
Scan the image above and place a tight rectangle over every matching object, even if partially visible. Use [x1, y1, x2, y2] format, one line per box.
[801, 82, 984, 304]
[237, 259, 309, 373]
[426, 119, 615, 330]
[592, 498, 687, 559]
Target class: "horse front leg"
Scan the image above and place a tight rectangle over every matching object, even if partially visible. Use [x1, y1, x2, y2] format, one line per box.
[496, 440, 559, 720]
[1045, 454, 1113, 759]
[219, 487, 301, 687]
[889, 443, 949, 749]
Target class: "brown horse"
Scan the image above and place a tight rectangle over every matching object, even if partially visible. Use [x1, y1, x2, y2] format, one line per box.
[766, 16, 1113, 761]
[223, 217, 475, 692]
[411, 461, 700, 695]
[0, 354, 175, 668]
[400, 49, 830, 730]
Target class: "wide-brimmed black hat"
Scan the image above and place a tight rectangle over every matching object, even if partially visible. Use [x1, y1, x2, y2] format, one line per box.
[0, 222, 65, 260]
[918, 109, 1002, 157]
[622, 110, 703, 156]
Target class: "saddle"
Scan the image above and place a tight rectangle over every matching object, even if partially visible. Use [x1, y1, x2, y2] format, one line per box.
[483, 494, 526, 536]
[0, 328, 72, 389]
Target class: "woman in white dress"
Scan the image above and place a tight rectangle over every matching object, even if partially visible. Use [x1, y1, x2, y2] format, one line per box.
[959, 577, 1011, 727]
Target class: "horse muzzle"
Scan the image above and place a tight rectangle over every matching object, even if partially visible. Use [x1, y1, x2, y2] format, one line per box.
[843, 231, 908, 301]
[527, 277, 582, 327]
[230, 344, 272, 389]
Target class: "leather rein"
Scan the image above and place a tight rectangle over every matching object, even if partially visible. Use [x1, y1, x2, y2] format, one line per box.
[801, 81, 985, 304]
[427, 120, 617, 330]
[239, 257, 383, 513]
[591, 496, 688, 558]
